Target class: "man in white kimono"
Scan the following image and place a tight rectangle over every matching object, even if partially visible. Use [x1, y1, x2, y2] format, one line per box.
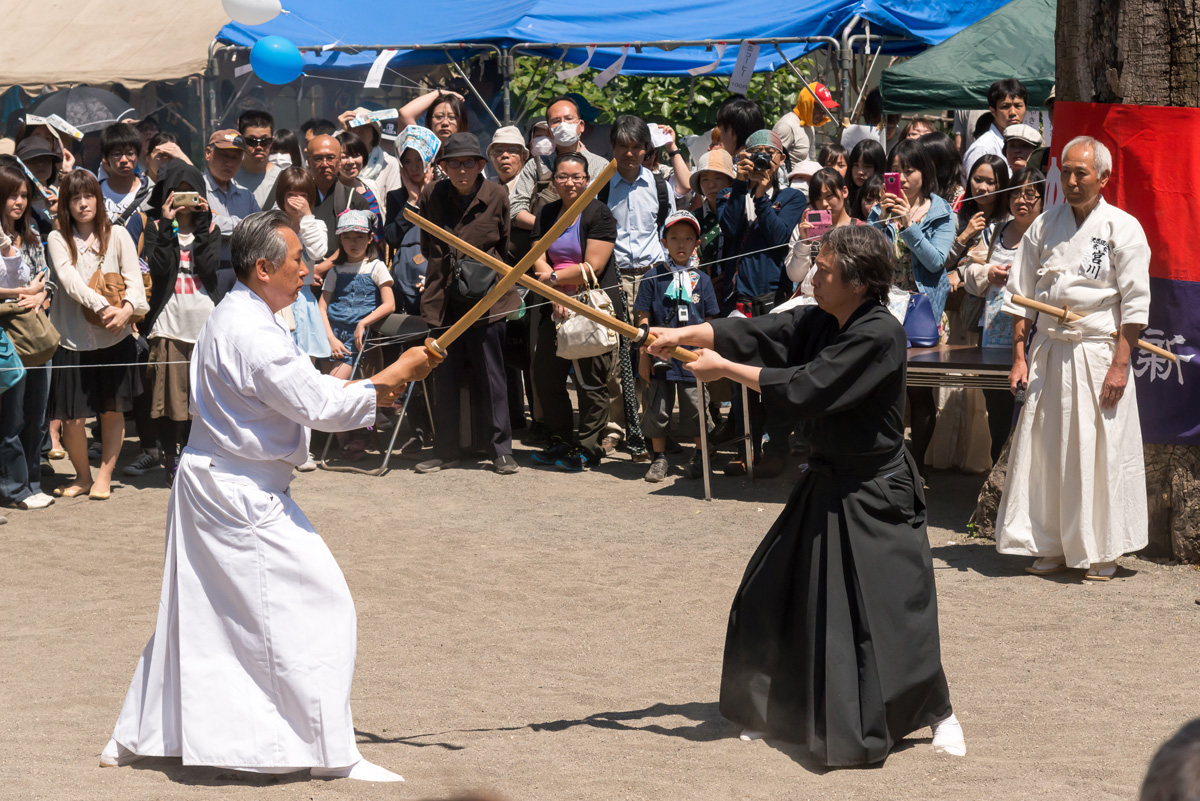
[100, 210, 440, 781]
[996, 136, 1151, 581]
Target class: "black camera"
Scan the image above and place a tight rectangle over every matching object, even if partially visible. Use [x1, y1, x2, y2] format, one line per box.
[751, 151, 774, 172]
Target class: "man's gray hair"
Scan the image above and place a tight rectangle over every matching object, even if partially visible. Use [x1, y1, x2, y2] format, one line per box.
[231, 210, 291, 281]
[820, 224, 894, 304]
[1062, 135, 1113, 175]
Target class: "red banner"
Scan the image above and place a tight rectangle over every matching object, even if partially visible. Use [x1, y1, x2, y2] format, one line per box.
[1048, 101, 1199, 443]
[1050, 101, 1200, 283]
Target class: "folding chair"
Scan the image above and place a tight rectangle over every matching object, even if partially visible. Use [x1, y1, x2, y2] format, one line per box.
[318, 313, 435, 476]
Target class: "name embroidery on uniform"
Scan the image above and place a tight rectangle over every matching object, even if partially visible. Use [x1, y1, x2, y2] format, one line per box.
[1082, 237, 1111, 280]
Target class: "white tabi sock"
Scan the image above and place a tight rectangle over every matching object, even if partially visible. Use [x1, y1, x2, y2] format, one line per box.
[739, 728, 766, 742]
[311, 759, 404, 782]
[99, 738, 146, 767]
[932, 713, 967, 756]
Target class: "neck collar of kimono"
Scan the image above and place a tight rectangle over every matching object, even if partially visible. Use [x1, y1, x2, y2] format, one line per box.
[838, 299, 877, 331]
[1070, 194, 1106, 228]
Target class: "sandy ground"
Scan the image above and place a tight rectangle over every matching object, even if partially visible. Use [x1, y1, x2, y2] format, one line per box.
[2, 435, 1198, 801]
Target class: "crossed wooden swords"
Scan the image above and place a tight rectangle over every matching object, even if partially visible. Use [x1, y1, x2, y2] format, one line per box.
[403, 159, 698, 365]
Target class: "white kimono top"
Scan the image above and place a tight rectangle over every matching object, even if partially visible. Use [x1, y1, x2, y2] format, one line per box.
[1002, 197, 1150, 335]
[190, 280, 376, 467]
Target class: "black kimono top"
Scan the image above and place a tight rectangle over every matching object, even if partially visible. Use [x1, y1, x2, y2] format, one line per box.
[711, 301, 907, 462]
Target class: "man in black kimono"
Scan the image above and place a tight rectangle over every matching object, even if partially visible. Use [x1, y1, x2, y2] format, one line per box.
[647, 224, 964, 767]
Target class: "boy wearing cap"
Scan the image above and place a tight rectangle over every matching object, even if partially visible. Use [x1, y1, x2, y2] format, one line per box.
[634, 210, 720, 482]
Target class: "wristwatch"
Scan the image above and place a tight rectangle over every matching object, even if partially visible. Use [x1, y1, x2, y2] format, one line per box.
[549, 271, 559, 285]
[666, 149, 681, 159]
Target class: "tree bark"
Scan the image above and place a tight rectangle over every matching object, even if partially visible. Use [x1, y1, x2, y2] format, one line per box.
[972, 0, 1200, 563]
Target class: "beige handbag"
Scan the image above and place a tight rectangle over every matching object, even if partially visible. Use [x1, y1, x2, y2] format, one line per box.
[555, 262, 618, 360]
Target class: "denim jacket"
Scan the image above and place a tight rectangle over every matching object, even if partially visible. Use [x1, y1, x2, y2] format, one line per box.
[869, 193, 955, 319]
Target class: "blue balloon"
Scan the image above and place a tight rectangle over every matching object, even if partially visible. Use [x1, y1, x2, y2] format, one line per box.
[250, 35, 303, 85]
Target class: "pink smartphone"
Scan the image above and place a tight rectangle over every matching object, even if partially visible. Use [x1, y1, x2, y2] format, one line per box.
[884, 172, 902, 196]
[806, 208, 832, 238]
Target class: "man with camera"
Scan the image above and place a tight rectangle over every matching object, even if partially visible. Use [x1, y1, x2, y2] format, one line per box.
[717, 129, 808, 476]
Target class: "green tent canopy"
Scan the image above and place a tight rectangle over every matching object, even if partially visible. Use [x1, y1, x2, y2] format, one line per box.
[880, 0, 1055, 114]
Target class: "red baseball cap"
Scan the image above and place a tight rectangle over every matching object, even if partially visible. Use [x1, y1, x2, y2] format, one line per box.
[810, 82, 839, 110]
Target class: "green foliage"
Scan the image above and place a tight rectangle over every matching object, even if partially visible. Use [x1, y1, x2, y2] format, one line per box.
[508, 54, 818, 134]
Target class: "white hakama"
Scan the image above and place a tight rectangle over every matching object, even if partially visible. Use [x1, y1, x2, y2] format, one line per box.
[107, 282, 377, 770]
[996, 199, 1151, 568]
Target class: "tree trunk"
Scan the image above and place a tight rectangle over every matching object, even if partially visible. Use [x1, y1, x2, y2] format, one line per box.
[972, 0, 1200, 562]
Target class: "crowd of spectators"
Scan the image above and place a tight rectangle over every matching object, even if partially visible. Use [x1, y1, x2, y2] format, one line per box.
[0, 76, 1052, 520]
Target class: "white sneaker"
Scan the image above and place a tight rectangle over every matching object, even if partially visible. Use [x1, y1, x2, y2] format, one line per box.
[296, 454, 318, 472]
[99, 738, 145, 767]
[17, 492, 54, 510]
[122, 449, 161, 476]
[311, 760, 403, 782]
[932, 713, 967, 756]
[739, 728, 765, 741]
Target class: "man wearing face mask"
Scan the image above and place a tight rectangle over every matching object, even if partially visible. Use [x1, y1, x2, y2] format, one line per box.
[510, 96, 608, 237]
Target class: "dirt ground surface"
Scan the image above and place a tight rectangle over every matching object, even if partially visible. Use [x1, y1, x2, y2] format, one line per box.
[2, 436, 1198, 801]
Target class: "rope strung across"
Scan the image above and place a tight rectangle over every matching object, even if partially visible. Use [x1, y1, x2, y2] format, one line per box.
[422, 159, 619, 357]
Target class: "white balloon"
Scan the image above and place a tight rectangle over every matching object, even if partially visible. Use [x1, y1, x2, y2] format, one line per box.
[223, 0, 282, 26]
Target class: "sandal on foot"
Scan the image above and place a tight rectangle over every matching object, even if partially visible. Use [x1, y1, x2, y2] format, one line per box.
[1084, 564, 1117, 581]
[1025, 558, 1066, 576]
[53, 485, 91, 498]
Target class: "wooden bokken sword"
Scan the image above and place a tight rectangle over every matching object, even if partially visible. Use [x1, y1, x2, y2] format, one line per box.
[403, 209, 701, 365]
[421, 159, 619, 357]
[1009, 295, 1178, 362]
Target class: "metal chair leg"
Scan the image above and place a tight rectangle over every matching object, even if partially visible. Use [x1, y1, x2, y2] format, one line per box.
[742, 383, 754, 481]
[698, 380, 711, 501]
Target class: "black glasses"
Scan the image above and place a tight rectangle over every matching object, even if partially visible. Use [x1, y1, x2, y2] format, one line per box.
[243, 135, 274, 148]
[442, 159, 479, 170]
[553, 174, 588, 183]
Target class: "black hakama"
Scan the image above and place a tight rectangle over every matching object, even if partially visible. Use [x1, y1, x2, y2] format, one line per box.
[711, 301, 952, 767]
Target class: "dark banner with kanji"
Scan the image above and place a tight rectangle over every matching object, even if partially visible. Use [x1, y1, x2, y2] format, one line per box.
[1049, 101, 1200, 444]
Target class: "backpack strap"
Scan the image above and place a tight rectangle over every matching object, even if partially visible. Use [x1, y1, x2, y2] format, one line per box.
[653, 172, 671, 230]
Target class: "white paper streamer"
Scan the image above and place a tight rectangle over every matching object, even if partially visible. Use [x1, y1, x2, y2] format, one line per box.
[687, 42, 727, 76]
[593, 45, 629, 89]
[364, 48, 398, 89]
[727, 42, 760, 95]
[557, 45, 596, 80]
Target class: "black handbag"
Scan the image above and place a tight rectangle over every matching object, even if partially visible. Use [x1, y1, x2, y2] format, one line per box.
[447, 253, 497, 304]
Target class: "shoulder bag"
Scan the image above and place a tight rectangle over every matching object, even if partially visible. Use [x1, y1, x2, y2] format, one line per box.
[81, 251, 145, 328]
[0, 301, 59, 367]
[556, 262, 618, 359]
[0, 328, 26, 395]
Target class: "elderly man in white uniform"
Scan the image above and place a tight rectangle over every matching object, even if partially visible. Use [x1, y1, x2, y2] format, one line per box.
[100, 211, 440, 781]
[996, 136, 1151, 581]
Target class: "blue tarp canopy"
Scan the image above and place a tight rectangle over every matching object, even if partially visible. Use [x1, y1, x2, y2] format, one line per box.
[216, 0, 1012, 77]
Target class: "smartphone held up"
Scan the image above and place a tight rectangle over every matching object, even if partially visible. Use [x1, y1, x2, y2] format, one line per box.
[173, 192, 201, 208]
[884, 172, 902, 197]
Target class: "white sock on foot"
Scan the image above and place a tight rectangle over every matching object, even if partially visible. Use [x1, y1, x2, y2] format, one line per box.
[932, 713, 966, 756]
[311, 760, 404, 782]
[99, 738, 145, 767]
[739, 728, 765, 741]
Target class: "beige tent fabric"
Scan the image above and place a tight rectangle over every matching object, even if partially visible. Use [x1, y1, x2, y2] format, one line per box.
[0, 1, 229, 90]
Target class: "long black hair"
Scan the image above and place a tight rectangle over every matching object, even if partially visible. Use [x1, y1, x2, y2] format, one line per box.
[888, 138, 937, 201]
[960, 155, 1010, 223]
[919, 131, 964, 204]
